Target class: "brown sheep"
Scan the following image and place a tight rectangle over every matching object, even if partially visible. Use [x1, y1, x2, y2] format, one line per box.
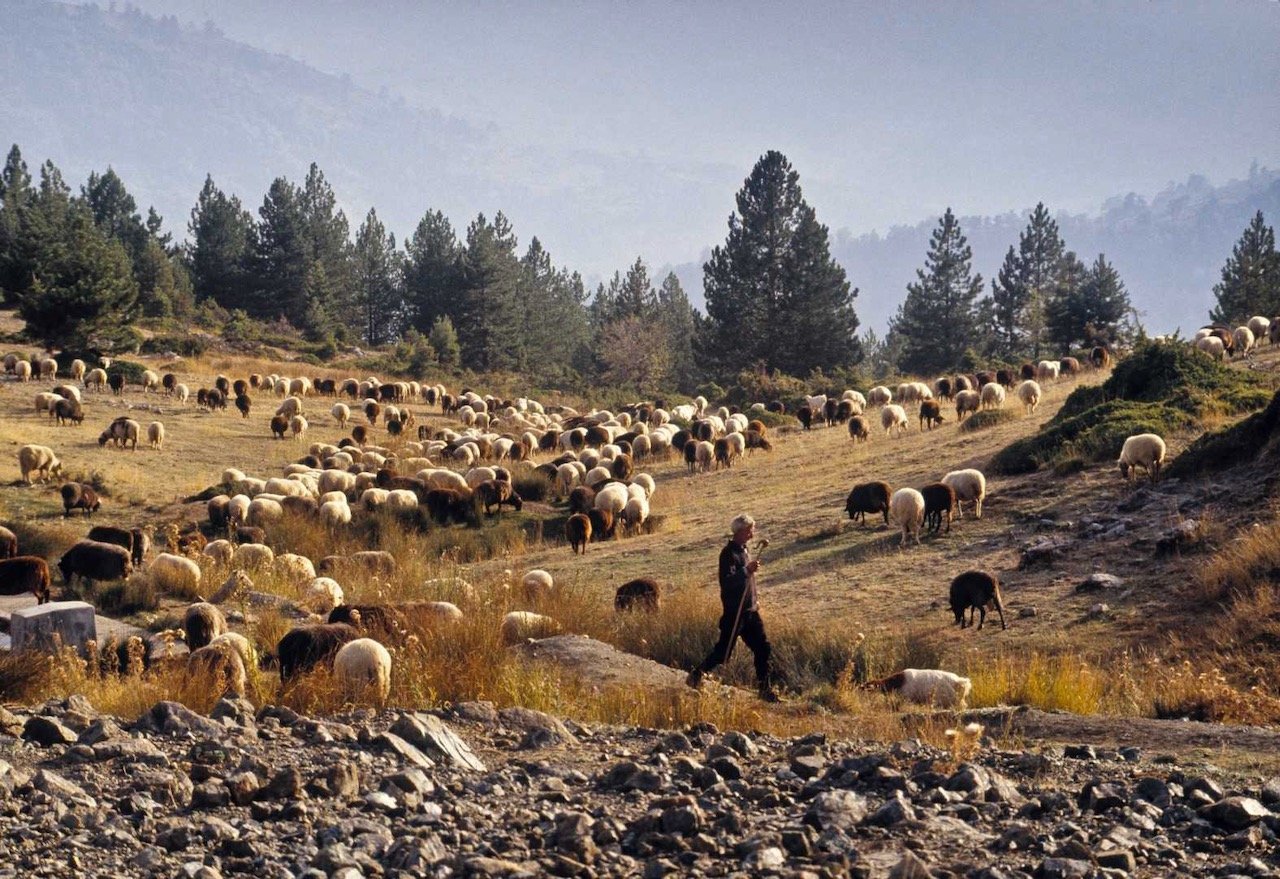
[270, 414, 289, 439]
[275, 623, 360, 681]
[610, 454, 634, 481]
[60, 482, 101, 517]
[1090, 346, 1110, 369]
[567, 513, 592, 554]
[1060, 356, 1081, 375]
[318, 550, 398, 579]
[996, 368, 1015, 388]
[0, 525, 17, 559]
[844, 481, 891, 526]
[614, 578, 661, 612]
[328, 604, 408, 642]
[87, 525, 150, 567]
[475, 479, 523, 515]
[588, 508, 616, 541]
[53, 398, 84, 426]
[235, 394, 252, 418]
[847, 416, 870, 442]
[183, 602, 227, 651]
[919, 400, 943, 431]
[424, 488, 476, 525]
[949, 570, 1006, 630]
[568, 485, 596, 515]
[1019, 362, 1036, 381]
[57, 540, 132, 586]
[0, 556, 52, 604]
[187, 642, 246, 698]
[920, 482, 957, 534]
[745, 429, 773, 452]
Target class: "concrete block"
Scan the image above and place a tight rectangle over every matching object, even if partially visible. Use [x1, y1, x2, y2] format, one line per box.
[10, 601, 97, 654]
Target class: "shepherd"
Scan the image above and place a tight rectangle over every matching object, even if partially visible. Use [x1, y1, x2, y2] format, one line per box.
[686, 513, 779, 702]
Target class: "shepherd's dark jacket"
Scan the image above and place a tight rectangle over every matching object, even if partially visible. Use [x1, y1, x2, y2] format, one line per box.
[718, 540, 756, 615]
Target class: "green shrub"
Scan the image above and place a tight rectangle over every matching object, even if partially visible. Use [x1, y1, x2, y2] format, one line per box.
[993, 400, 1193, 475]
[748, 410, 800, 430]
[139, 334, 211, 357]
[106, 359, 151, 387]
[1167, 390, 1280, 479]
[513, 470, 552, 503]
[958, 409, 1017, 433]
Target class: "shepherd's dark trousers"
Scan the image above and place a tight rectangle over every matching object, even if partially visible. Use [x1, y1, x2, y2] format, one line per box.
[697, 609, 772, 685]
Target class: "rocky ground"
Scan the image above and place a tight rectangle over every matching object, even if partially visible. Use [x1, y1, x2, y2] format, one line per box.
[1, 695, 1279, 879]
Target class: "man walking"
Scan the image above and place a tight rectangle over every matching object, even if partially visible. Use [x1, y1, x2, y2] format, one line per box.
[686, 513, 778, 702]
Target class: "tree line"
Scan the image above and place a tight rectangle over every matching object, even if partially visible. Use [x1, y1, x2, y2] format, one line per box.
[1, 142, 1275, 395]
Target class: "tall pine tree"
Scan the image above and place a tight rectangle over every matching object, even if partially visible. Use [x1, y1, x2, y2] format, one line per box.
[889, 208, 983, 375]
[249, 177, 309, 325]
[518, 237, 590, 378]
[403, 208, 462, 335]
[186, 175, 254, 311]
[0, 144, 34, 302]
[658, 272, 700, 392]
[1046, 253, 1132, 352]
[990, 203, 1066, 358]
[458, 212, 523, 371]
[353, 207, 404, 346]
[702, 150, 859, 376]
[1210, 211, 1279, 324]
[298, 163, 354, 338]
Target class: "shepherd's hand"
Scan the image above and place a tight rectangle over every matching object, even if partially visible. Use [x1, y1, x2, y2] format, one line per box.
[747, 560, 760, 574]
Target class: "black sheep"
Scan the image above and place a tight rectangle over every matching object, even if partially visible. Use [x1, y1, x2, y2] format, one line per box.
[844, 481, 891, 525]
[614, 578, 661, 612]
[920, 482, 956, 534]
[275, 623, 359, 681]
[949, 570, 1006, 630]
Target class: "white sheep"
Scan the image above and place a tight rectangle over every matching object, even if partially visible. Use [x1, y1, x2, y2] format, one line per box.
[233, 542, 275, 571]
[150, 552, 202, 594]
[302, 576, 344, 614]
[873, 668, 972, 709]
[694, 440, 715, 472]
[276, 396, 304, 419]
[69, 358, 86, 381]
[14, 360, 31, 381]
[1118, 433, 1167, 484]
[595, 482, 629, 516]
[203, 539, 235, 567]
[880, 404, 908, 438]
[174, 383, 190, 403]
[941, 469, 987, 519]
[331, 403, 350, 426]
[141, 369, 159, 392]
[35, 391, 61, 414]
[227, 494, 252, 524]
[361, 488, 390, 510]
[1036, 360, 1061, 382]
[1195, 335, 1226, 360]
[1015, 380, 1041, 415]
[276, 552, 317, 587]
[39, 358, 58, 379]
[319, 499, 352, 528]
[954, 389, 981, 420]
[621, 495, 650, 534]
[522, 569, 554, 602]
[84, 368, 107, 391]
[334, 638, 392, 702]
[247, 496, 284, 526]
[147, 421, 165, 449]
[1233, 325, 1255, 359]
[500, 611, 560, 645]
[18, 444, 62, 484]
[889, 487, 925, 547]
[868, 386, 892, 406]
[980, 382, 1006, 410]
[290, 414, 308, 440]
[1247, 315, 1271, 344]
[631, 472, 656, 500]
[208, 632, 257, 672]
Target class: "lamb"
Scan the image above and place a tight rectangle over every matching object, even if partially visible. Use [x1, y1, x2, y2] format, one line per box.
[567, 512, 592, 554]
[867, 668, 973, 709]
[186, 642, 247, 698]
[844, 481, 891, 526]
[183, 601, 227, 650]
[889, 487, 925, 547]
[920, 482, 957, 534]
[1118, 433, 1167, 484]
[500, 611, 560, 645]
[847, 415, 870, 442]
[334, 638, 393, 702]
[147, 421, 165, 449]
[0, 525, 17, 559]
[615, 577, 661, 612]
[0, 556, 52, 604]
[949, 570, 1007, 630]
[1016, 380, 1041, 415]
[880, 404, 908, 438]
[302, 577, 345, 614]
[57, 539, 132, 586]
[941, 469, 987, 519]
[919, 400, 943, 431]
[954, 389, 981, 421]
[980, 382, 1005, 410]
[60, 482, 101, 517]
[275, 623, 360, 681]
[18, 444, 63, 483]
[151, 553, 202, 596]
[522, 569, 555, 602]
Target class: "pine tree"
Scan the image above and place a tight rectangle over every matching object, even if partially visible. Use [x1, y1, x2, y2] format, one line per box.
[429, 315, 461, 368]
[888, 208, 984, 375]
[403, 209, 462, 335]
[518, 238, 590, 378]
[249, 177, 309, 325]
[615, 257, 657, 319]
[658, 272, 699, 392]
[186, 175, 254, 311]
[990, 203, 1066, 358]
[299, 163, 355, 338]
[83, 167, 149, 263]
[18, 202, 139, 350]
[458, 212, 523, 371]
[702, 150, 859, 376]
[353, 208, 404, 346]
[1045, 252, 1133, 352]
[0, 145, 34, 301]
[1210, 211, 1279, 324]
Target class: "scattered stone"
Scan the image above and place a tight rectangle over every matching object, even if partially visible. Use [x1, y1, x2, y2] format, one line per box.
[498, 707, 578, 748]
[1020, 536, 1072, 569]
[1200, 797, 1271, 831]
[1076, 573, 1123, 593]
[22, 715, 78, 747]
[390, 712, 486, 771]
[805, 790, 867, 832]
[888, 849, 933, 879]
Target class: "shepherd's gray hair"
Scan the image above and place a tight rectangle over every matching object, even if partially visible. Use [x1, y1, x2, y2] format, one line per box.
[730, 513, 755, 535]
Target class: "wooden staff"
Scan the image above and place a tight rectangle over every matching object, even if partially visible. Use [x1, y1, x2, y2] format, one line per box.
[724, 538, 769, 664]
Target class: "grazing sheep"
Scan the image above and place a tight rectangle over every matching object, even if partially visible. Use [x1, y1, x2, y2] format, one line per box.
[1090, 346, 1110, 368]
[13, 360, 31, 381]
[949, 570, 1007, 630]
[920, 482, 957, 534]
[889, 487, 925, 547]
[615, 577, 661, 612]
[1233, 325, 1255, 359]
[1118, 433, 1167, 484]
[1059, 357, 1081, 375]
[847, 415, 870, 442]
[331, 403, 350, 426]
[868, 386, 892, 406]
[53, 398, 84, 426]
[567, 512, 592, 554]
[475, 479, 523, 515]
[844, 481, 891, 526]
[203, 539, 234, 567]
[979, 382, 1005, 410]
[934, 377, 953, 400]
[88, 525, 150, 567]
[796, 405, 813, 430]
[208, 632, 257, 671]
[151, 553, 203, 596]
[39, 357, 57, 379]
[107, 373, 125, 394]
[867, 668, 972, 709]
[588, 508, 616, 542]
[919, 400, 943, 431]
[247, 497, 284, 526]
[500, 611, 560, 644]
[1036, 360, 1061, 382]
[0, 526, 17, 559]
[319, 550, 397, 579]
[233, 542, 275, 571]
[880, 404, 908, 438]
[147, 421, 165, 449]
[60, 482, 101, 517]
[941, 469, 987, 519]
[98, 417, 140, 449]
[183, 601, 227, 650]
[186, 642, 246, 698]
[276, 623, 360, 681]
[1247, 315, 1271, 343]
[522, 569, 555, 602]
[1015, 380, 1041, 415]
[0, 556, 52, 604]
[290, 414, 308, 440]
[954, 389, 981, 421]
[328, 604, 409, 641]
[1195, 335, 1226, 360]
[18, 444, 63, 484]
[276, 553, 317, 587]
[620, 495, 650, 534]
[69, 358, 86, 381]
[334, 638, 393, 702]
[84, 367, 107, 391]
[57, 540, 132, 586]
[302, 577, 345, 614]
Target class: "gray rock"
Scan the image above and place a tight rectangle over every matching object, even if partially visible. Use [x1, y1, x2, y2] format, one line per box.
[1020, 537, 1072, 569]
[743, 846, 785, 871]
[33, 768, 94, 806]
[1261, 776, 1280, 807]
[805, 790, 867, 832]
[255, 766, 304, 800]
[552, 811, 597, 862]
[382, 835, 449, 872]
[191, 780, 230, 809]
[790, 753, 824, 779]
[450, 701, 499, 724]
[1095, 849, 1136, 872]
[369, 731, 435, 770]
[660, 798, 705, 835]
[1036, 857, 1093, 878]
[77, 717, 121, 745]
[22, 715, 77, 747]
[136, 701, 226, 738]
[1079, 781, 1127, 812]
[92, 737, 167, 764]
[867, 790, 916, 826]
[888, 849, 933, 879]
[1199, 797, 1271, 831]
[498, 707, 578, 748]
[390, 712, 486, 771]
[1076, 573, 1123, 592]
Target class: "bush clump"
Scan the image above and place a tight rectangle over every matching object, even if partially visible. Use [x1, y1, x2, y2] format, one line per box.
[958, 409, 1017, 433]
[1167, 389, 1280, 479]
